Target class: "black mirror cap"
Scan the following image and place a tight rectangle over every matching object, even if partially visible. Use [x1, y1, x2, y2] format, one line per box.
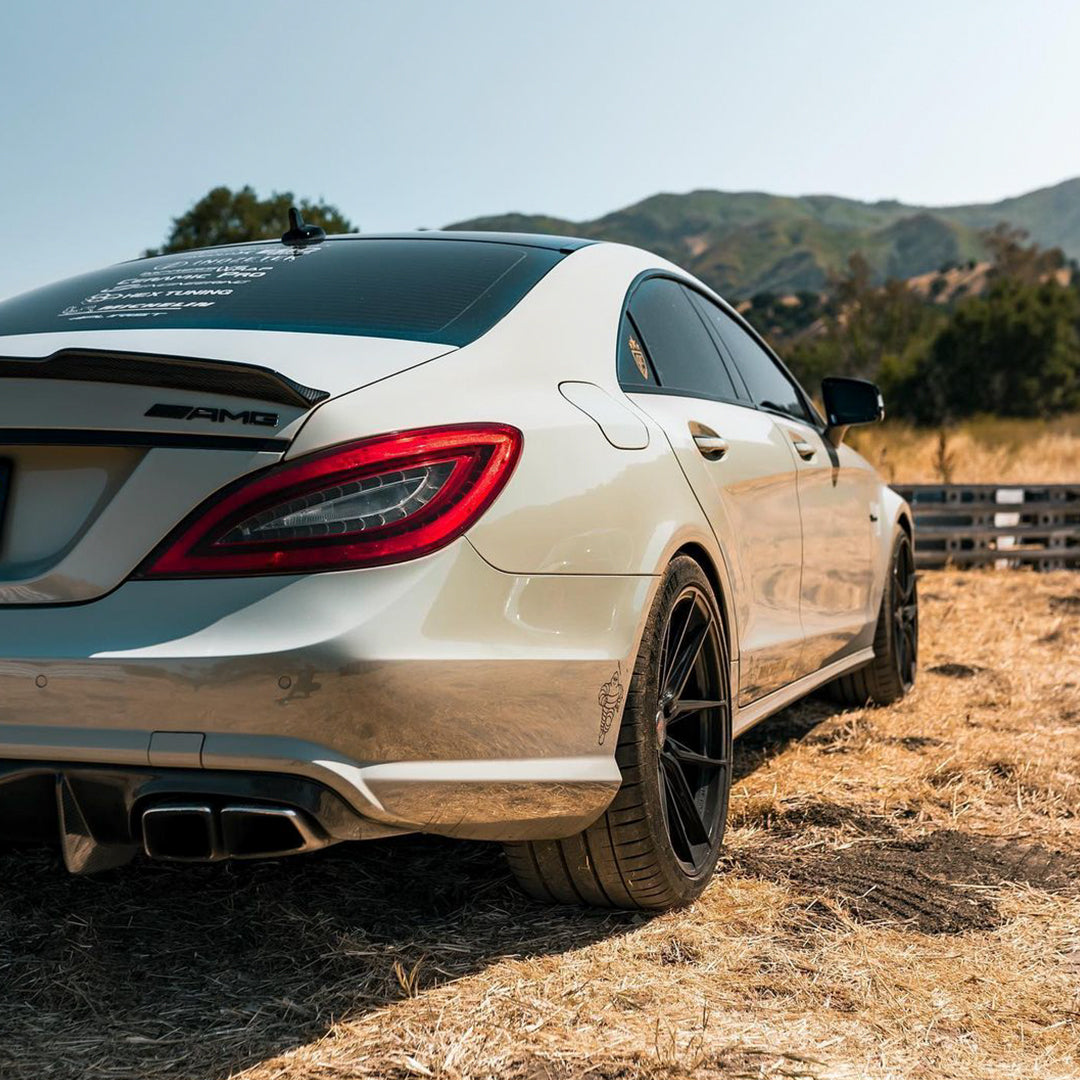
[822, 377, 885, 427]
[821, 377, 884, 447]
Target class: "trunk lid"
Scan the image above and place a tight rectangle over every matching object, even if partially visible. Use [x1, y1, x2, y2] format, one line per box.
[0, 329, 456, 604]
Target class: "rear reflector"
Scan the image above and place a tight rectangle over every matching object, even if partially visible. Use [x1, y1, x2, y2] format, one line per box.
[136, 423, 522, 577]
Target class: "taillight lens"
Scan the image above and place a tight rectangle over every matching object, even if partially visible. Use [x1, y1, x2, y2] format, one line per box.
[137, 423, 522, 577]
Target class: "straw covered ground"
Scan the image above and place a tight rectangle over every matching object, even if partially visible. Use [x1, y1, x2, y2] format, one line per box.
[1, 569, 1078, 1080]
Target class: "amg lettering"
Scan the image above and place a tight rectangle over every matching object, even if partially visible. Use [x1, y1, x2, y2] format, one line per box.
[145, 403, 279, 427]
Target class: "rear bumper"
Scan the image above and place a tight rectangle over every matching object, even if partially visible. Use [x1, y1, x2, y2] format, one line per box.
[0, 540, 651, 842]
[0, 760, 401, 872]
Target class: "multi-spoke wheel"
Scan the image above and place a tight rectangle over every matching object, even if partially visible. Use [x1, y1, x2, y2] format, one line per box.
[830, 526, 918, 706]
[655, 585, 730, 875]
[891, 532, 918, 691]
[504, 556, 732, 910]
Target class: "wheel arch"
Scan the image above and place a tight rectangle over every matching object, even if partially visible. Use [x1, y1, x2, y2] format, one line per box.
[897, 510, 914, 542]
[670, 539, 738, 666]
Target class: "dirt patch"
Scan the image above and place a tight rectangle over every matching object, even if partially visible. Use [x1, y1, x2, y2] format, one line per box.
[886, 734, 945, 750]
[730, 800, 891, 837]
[735, 829, 1079, 935]
[1049, 594, 1080, 614]
[928, 662, 987, 678]
[925, 662, 1014, 704]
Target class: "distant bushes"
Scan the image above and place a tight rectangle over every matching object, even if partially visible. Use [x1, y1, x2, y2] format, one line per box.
[890, 277, 1080, 422]
[779, 230, 1080, 425]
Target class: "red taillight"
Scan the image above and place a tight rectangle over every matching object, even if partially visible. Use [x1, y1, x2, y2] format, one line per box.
[137, 423, 522, 577]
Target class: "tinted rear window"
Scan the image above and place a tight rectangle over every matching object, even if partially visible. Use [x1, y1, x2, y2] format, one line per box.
[626, 278, 741, 402]
[0, 239, 564, 346]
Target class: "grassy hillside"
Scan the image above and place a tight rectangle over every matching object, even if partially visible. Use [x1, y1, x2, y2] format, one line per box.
[944, 177, 1080, 258]
[448, 178, 1080, 298]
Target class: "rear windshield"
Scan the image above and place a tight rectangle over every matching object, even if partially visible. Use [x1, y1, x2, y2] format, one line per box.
[0, 238, 564, 346]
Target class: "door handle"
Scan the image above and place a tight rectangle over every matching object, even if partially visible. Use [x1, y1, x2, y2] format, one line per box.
[793, 439, 816, 460]
[693, 433, 730, 459]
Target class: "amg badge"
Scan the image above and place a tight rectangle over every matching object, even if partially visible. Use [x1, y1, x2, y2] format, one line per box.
[145, 403, 279, 427]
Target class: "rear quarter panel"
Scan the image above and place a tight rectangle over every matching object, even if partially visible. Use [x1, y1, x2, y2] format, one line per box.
[286, 242, 741, 662]
[288, 244, 721, 574]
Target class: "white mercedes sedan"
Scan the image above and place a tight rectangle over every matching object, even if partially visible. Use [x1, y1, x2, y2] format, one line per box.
[0, 223, 917, 909]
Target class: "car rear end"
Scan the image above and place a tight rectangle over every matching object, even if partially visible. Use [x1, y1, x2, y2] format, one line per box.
[0, 235, 637, 872]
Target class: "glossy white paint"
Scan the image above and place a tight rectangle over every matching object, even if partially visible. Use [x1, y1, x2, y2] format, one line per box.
[627, 394, 804, 703]
[557, 381, 649, 450]
[0, 234, 911, 841]
[0, 445, 282, 603]
[773, 417, 878, 674]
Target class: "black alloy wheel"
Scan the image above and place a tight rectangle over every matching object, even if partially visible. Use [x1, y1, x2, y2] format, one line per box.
[829, 525, 919, 707]
[504, 556, 733, 910]
[892, 532, 918, 691]
[655, 584, 731, 874]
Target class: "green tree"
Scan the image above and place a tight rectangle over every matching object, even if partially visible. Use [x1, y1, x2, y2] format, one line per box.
[145, 185, 355, 255]
[892, 277, 1080, 422]
[888, 230, 1080, 422]
[786, 254, 943, 396]
[982, 224, 1065, 285]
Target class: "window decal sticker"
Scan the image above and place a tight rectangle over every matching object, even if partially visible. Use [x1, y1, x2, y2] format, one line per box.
[57, 245, 323, 326]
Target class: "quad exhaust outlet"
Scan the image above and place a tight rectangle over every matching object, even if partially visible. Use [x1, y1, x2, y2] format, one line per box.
[141, 802, 329, 863]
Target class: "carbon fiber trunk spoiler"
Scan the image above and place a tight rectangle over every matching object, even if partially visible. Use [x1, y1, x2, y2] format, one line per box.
[0, 348, 329, 409]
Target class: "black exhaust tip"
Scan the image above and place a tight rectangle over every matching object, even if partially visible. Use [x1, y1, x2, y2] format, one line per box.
[142, 804, 218, 861]
[140, 802, 328, 863]
[220, 805, 322, 859]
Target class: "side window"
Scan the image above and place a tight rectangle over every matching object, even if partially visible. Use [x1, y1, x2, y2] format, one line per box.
[617, 311, 656, 387]
[624, 278, 740, 402]
[692, 296, 813, 423]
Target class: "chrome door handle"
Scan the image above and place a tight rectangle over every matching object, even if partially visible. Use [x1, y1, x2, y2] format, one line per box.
[693, 434, 730, 459]
[793, 440, 816, 460]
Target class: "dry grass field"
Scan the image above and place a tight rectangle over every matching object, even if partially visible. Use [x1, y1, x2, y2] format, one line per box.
[849, 415, 1080, 485]
[1, 570, 1078, 1080]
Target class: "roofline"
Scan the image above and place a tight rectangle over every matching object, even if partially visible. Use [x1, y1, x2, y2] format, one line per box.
[129, 231, 596, 263]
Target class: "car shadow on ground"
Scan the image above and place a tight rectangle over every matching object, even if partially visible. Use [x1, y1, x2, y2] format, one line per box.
[0, 698, 846, 1080]
[732, 692, 843, 783]
[0, 832, 637, 1080]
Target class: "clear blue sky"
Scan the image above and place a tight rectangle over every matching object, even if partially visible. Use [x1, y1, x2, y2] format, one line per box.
[2, 0, 1079, 300]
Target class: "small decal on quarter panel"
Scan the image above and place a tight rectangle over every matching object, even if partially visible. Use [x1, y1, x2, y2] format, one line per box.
[597, 665, 624, 745]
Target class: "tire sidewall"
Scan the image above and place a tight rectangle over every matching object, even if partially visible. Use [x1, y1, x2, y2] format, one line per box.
[885, 527, 918, 693]
[618, 556, 731, 901]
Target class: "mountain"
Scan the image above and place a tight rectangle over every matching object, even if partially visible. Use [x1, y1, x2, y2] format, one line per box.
[447, 177, 1080, 299]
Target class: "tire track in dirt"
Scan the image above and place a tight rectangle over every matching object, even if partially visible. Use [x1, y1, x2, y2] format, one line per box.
[730, 805, 1079, 934]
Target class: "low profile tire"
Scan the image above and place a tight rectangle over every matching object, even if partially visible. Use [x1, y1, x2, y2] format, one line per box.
[829, 526, 918, 707]
[504, 556, 732, 910]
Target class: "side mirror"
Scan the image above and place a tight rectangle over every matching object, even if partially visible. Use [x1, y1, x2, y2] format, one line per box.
[821, 376, 884, 447]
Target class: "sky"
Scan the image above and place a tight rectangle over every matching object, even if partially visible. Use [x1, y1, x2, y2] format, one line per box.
[2, 0, 1079, 299]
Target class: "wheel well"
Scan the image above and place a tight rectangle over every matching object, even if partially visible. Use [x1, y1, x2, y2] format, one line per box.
[672, 542, 734, 657]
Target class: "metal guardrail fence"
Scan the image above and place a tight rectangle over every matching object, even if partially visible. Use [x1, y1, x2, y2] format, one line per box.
[891, 484, 1080, 570]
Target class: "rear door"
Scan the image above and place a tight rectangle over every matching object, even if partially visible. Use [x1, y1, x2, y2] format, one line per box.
[619, 276, 805, 704]
[697, 298, 876, 673]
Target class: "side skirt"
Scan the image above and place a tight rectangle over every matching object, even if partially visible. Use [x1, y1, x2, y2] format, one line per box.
[732, 647, 875, 739]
